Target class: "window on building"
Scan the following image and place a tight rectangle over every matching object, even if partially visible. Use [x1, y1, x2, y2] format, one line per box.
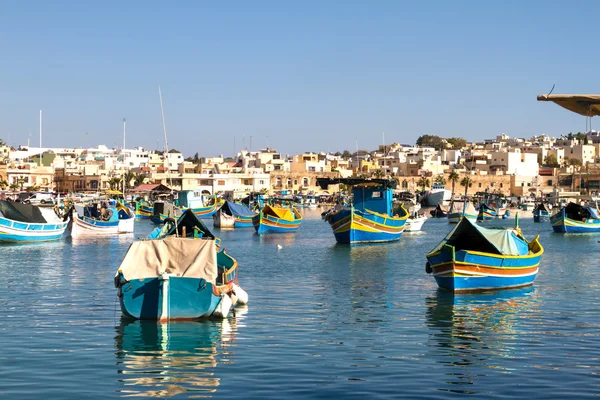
[547, 180, 552, 186]
[521, 182, 525, 186]
[500, 183, 503, 188]
[478, 183, 482, 188]
[217, 180, 225, 186]
[303, 178, 309, 186]
[243, 179, 250, 185]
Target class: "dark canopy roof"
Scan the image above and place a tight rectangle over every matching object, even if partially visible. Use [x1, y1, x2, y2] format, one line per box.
[316, 178, 396, 190]
[220, 201, 256, 217]
[148, 209, 215, 239]
[537, 94, 600, 117]
[0, 200, 47, 223]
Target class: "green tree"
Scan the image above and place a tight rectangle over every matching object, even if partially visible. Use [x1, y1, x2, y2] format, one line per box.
[416, 135, 444, 150]
[448, 171, 460, 198]
[434, 175, 446, 185]
[0, 180, 8, 190]
[569, 158, 583, 167]
[417, 176, 430, 191]
[16, 177, 28, 191]
[446, 137, 467, 150]
[9, 183, 18, 191]
[342, 150, 352, 159]
[460, 176, 473, 198]
[168, 149, 181, 153]
[122, 171, 136, 189]
[373, 169, 385, 178]
[543, 154, 560, 168]
[134, 173, 147, 187]
[108, 177, 122, 190]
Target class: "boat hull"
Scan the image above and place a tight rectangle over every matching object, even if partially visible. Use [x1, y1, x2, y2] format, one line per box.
[327, 208, 407, 243]
[427, 239, 543, 293]
[424, 190, 451, 207]
[192, 204, 218, 219]
[0, 216, 67, 243]
[117, 275, 222, 320]
[550, 209, 600, 233]
[70, 214, 133, 237]
[533, 211, 549, 223]
[404, 216, 426, 232]
[213, 211, 235, 228]
[252, 215, 301, 233]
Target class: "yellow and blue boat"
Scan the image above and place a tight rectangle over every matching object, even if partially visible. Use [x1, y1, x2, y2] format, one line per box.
[134, 200, 154, 219]
[252, 204, 302, 234]
[213, 201, 257, 228]
[426, 215, 543, 292]
[318, 178, 408, 244]
[550, 202, 600, 233]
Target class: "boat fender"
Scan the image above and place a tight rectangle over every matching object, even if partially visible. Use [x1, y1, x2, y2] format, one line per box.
[232, 283, 249, 305]
[425, 261, 432, 274]
[213, 294, 232, 319]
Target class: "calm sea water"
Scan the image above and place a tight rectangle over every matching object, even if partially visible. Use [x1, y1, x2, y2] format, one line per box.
[1, 209, 599, 399]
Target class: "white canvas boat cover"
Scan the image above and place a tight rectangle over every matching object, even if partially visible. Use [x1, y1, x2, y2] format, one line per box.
[118, 236, 218, 283]
[463, 201, 477, 215]
[430, 217, 529, 256]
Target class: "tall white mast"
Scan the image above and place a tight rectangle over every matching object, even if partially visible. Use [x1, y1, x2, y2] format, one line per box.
[39, 110, 42, 166]
[158, 87, 173, 189]
[123, 118, 126, 149]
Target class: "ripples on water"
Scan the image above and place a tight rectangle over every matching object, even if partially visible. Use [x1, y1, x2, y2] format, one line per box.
[0, 210, 599, 399]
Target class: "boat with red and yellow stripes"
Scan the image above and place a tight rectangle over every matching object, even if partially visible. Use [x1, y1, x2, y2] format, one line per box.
[426, 214, 543, 292]
[252, 204, 302, 234]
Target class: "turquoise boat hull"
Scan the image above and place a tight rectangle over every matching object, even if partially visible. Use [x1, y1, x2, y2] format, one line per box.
[327, 208, 407, 243]
[116, 274, 222, 320]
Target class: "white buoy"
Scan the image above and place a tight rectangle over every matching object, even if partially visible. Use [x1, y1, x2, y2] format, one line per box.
[276, 244, 282, 250]
[213, 294, 232, 318]
[232, 283, 249, 305]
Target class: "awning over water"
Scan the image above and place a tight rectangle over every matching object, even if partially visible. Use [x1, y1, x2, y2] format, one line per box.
[221, 201, 256, 218]
[537, 94, 600, 117]
[430, 217, 529, 256]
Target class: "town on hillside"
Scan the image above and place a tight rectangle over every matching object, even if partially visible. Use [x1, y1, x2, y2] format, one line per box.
[0, 131, 598, 202]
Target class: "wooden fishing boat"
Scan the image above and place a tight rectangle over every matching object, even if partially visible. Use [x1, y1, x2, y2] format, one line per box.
[533, 203, 550, 223]
[68, 201, 134, 237]
[447, 199, 477, 224]
[404, 215, 427, 232]
[134, 200, 154, 219]
[477, 203, 497, 221]
[177, 190, 220, 219]
[115, 210, 247, 320]
[0, 200, 67, 243]
[430, 203, 448, 218]
[213, 201, 257, 228]
[550, 202, 600, 233]
[317, 178, 408, 243]
[252, 204, 302, 234]
[426, 215, 543, 292]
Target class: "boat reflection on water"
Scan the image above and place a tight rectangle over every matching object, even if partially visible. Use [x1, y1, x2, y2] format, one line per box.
[425, 287, 538, 394]
[114, 307, 247, 398]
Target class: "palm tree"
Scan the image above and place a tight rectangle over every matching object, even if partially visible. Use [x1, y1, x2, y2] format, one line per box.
[0, 180, 8, 190]
[108, 177, 122, 190]
[448, 171, 459, 198]
[417, 176, 430, 191]
[9, 183, 18, 192]
[134, 173, 147, 187]
[434, 175, 446, 186]
[122, 171, 136, 190]
[460, 176, 473, 198]
[16, 177, 28, 191]
[373, 169, 385, 179]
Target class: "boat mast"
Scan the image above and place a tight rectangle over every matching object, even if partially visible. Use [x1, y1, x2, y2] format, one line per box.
[39, 110, 42, 167]
[158, 87, 173, 189]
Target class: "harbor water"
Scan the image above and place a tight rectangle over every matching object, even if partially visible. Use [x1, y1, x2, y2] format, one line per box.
[1, 209, 599, 399]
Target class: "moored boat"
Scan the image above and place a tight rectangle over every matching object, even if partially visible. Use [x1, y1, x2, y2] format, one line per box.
[425, 215, 543, 292]
[213, 201, 257, 228]
[430, 203, 448, 218]
[252, 204, 302, 234]
[550, 202, 600, 233]
[533, 203, 550, 223]
[318, 178, 408, 243]
[68, 200, 134, 237]
[447, 199, 477, 224]
[477, 203, 497, 221]
[115, 209, 247, 320]
[0, 200, 68, 243]
[405, 214, 427, 232]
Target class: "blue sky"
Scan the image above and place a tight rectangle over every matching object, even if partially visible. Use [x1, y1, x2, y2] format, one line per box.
[1, 1, 599, 157]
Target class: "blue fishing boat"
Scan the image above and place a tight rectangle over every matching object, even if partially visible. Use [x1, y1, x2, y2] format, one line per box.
[317, 178, 408, 244]
[134, 200, 154, 219]
[213, 201, 257, 228]
[0, 200, 67, 243]
[477, 202, 497, 221]
[115, 209, 248, 320]
[533, 202, 550, 223]
[176, 190, 221, 219]
[252, 204, 302, 234]
[68, 200, 134, 237]
[550, 202, 600, 233]
[426, 215, 543, 292]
